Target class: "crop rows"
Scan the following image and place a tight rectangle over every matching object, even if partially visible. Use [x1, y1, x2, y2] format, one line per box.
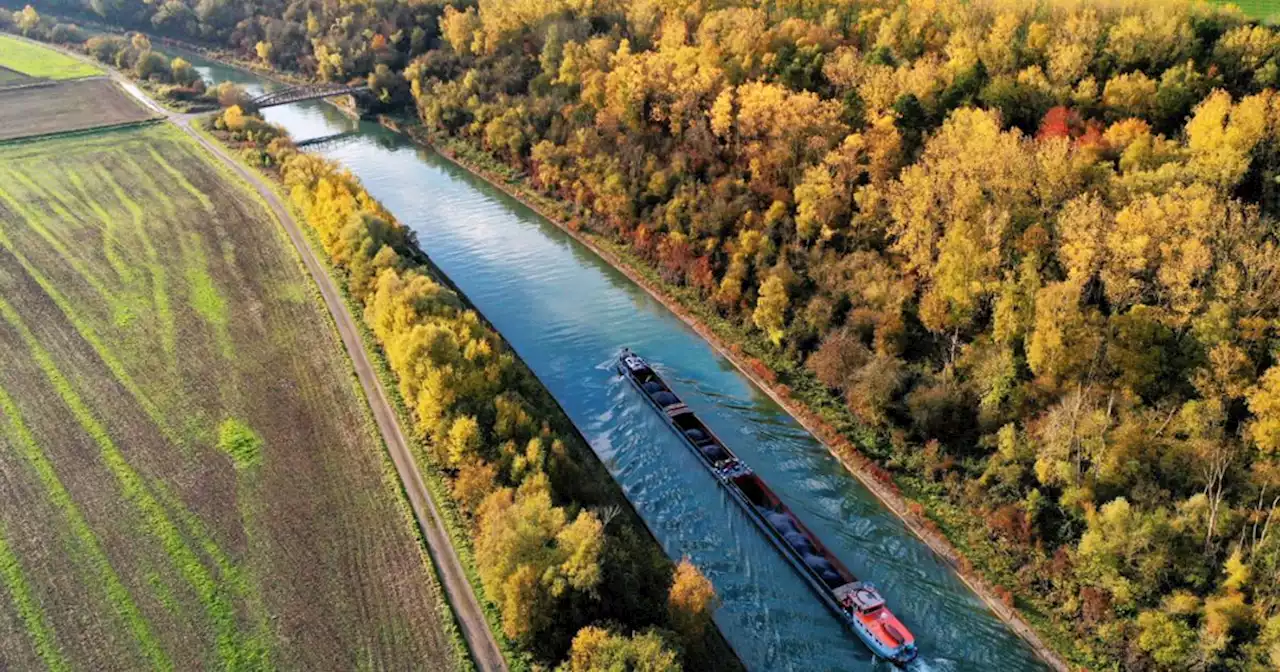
[0, 125, 457, 670]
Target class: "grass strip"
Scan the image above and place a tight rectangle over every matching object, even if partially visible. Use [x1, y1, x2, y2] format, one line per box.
[0, 384, 171, 670]
[0, 34, 101, 79]
[93, 161, 178, 360]
[0, 201, 176, 447]
[0, 520, 70, 672]
[0, 224, 270, 653]
[0, 167, 118, 308]
[64, 165, 139, 288]
[146, 142, 215, 212]
[0, 294, 259, 669]
[0, 130, 272, 626]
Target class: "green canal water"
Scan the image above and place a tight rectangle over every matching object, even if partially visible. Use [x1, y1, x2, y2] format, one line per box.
[179, 51, 1049, 672]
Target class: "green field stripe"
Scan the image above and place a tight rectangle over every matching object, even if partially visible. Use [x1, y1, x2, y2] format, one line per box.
[0, 232, 177, 447]
[149, 476, 274, 667]
[13, 164, 97, 235]
[0, 386, 171, 671]
[64, 165, 139, 287]
[0, 296, 251, 669]
[0, 520, 69, 672]
[93, 162, 178, 361]
[182, 231, 235, 363]
[0, 169, 124, 319]
[146, 141, 214, 213]
[0, 226, 268, 663]
[114, 151, 181, 219]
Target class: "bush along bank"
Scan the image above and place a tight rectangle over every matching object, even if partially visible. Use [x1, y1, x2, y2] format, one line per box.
[208, 107, 739, 672]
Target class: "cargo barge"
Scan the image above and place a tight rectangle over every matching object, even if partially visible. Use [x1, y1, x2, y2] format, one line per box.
[617, 348, 918, 665]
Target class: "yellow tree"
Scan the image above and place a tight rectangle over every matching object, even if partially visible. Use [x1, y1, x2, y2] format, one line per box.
[1102, 71, 1158, 120]
[667, 558, 718, 639]
[1104, 8, 1193, 73]
[1026, 280, 1103, 387]
[1056, 192, 1114, 285]
[732, 81, 846, 194]
[17, 5, 39, 35]
[886, 107, 1035, 336]
[564, 626, 680, 672]
[1045, 7, 1101, 86]
[1185, 89, 1275, 191]
[475, 474, 605, 642]
[1249, 365, 1280, 458]
[1103, 184, 1229, 320]
[439, 5, 483, 56]
[753, 273, 789, 346]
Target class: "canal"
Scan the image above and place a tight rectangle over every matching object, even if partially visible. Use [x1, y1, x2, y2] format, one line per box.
[178, 51, 1047, 672]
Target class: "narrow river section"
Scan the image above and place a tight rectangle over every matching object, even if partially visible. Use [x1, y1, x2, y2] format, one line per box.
[179, 51, 1048, 672]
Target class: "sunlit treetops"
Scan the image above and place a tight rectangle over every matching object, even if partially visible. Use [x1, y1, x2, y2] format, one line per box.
[402, 0, 1280, 668]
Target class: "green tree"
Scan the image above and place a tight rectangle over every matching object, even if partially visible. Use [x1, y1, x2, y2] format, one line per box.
[1137, 609, 1197, 668]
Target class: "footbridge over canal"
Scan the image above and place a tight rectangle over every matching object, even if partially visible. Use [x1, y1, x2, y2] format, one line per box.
[249, 83, 369, 109]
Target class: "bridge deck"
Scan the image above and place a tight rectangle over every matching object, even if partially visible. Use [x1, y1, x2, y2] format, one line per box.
[251, 84, 368, 109]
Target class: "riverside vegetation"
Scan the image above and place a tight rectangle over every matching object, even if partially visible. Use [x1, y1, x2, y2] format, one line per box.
[9, 0, 1280, 669]
[209, 107, 730, 672]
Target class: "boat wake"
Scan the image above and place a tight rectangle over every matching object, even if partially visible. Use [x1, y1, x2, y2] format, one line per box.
[898, 655, 958, 672]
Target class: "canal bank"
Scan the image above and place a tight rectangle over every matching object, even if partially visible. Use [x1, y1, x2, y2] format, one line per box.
[180, 49, 1053, 671]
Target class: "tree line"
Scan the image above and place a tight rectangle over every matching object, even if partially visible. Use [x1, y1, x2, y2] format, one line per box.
[1, 7, 260, 111]
[210, 108, 728, 672]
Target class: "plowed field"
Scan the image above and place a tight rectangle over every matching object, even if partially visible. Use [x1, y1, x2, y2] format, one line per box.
[0, 78, 155, 140]
[0, 124, 459, 670]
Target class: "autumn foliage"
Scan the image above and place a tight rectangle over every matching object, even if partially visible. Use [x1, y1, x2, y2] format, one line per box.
[401, 1, 1280, 668]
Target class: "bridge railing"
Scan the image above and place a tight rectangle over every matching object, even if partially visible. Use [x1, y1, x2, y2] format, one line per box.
[249, 84, 369, 109]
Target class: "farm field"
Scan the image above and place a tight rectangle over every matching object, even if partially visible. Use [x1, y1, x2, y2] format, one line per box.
[0, 33, 99, 80]
[0, 78, 155, 140]
[1213, 0, 1280, 21]
[0, 124, 459, 670]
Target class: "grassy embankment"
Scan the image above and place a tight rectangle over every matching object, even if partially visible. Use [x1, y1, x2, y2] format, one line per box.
[0, 121, 465, 670]
[0, 33, 99, 79]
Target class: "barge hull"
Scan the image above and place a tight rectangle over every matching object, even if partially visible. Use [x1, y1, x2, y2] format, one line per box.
[617, 350, 917, 664]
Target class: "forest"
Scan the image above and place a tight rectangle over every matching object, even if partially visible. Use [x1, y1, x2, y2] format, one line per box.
[417, 2, 1280, 668]
[5, 0, 1280, 669]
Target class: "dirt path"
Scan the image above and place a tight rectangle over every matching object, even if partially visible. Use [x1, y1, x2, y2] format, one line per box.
[93, 63, 509, 672]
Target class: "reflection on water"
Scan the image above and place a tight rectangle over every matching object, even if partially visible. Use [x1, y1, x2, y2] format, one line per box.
[174, 48, 1047, 671]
